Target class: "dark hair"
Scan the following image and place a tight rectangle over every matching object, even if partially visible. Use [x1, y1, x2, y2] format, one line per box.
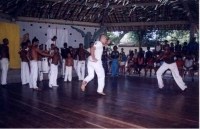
[21, 42, 27, 48]
[32, 37, 39, 44]
[26, 40, 31, 44]
[90, 42, 94, 45]
[53, 36, 57, 39]
[67, 52, 72, 56]
[54, 47, 59, 51]
[69, 46, 72, 49]
[64, 42, 67, 46]
[3, 38, 8, 43]
[51, 43, 55, 46]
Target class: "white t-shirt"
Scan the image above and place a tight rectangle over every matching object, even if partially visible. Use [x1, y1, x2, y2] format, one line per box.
[46, 39, 55, 50]
[185, 59, 193, 68]
[156, 45, 161, 52]
[88, 41, 103, 62]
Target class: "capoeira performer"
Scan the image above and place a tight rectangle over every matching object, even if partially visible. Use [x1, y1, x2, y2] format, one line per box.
[49, 47, 61, 88]
[28, 37, 52, 90]
[0, 38, 10, 86]
[156, 46, 187, 91]
[61, 43, 70, 78]
[45, 36, 57, 51]
[64, 53, 74, 82]
[81, 34, 111, 95]
[76, 43, 90, 81]
[19, 42, 29, 85]
[37, 44, 44, 81]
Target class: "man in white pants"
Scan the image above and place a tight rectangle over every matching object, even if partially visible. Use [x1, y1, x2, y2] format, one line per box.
[28, 37, 53, 90]
[37, 44, 44, 81]
[156, 46, 187, 91]
[61, 43, 70, 78]
[0, 38, 10, 86]
[81, 34, 111, 95]
[19, 42, 29, 85]
[76, 43, 90, 81]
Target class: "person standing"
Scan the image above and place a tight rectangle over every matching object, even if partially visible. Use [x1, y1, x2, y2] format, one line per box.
[37, 44, 44, 81]
[61, 43, 70, 78]
[49, 47, 61, 88]
[156, 46, 187, 91]
[81, 34, 111, 95]
[45, 36, 57, 51]
[102, 47, 108, 76]
[64, 53, 74, 82]
[28, 37, 52, 90]
[19, 42, 29, 85]
[111, 46, 119, 76]
[76, 43, 90, 81]
[0, 38, 10, 86]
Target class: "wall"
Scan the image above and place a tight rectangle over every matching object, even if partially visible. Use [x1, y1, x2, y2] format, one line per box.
[16, 21, 100, 48]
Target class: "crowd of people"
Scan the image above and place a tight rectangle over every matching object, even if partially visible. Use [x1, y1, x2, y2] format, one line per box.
[0, 34, 198, 94]
[102, 38, 199, 82]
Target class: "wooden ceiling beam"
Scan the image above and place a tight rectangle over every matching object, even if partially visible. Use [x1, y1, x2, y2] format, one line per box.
[13, 0, 33, 18]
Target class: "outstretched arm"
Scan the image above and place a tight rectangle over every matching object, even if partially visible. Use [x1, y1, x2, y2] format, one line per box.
[36, 48, 53, 57]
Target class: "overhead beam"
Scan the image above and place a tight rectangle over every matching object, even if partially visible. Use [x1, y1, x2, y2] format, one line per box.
[104, 21, 191, 27]
[0, 12, 11, 19]
[16, 17, 101, 27]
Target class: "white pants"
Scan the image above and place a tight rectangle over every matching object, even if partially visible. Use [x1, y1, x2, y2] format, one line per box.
[84, 61, 105, 93]
[62, 59, 66, 76]
[156, 62, 187, 90]
[49, 64, 58, 87]
[21, 62, 29, 85]
[64, 66, 72, 82]
[77, 60, 86, 80]
[37, 61, 43, 81]
[1, 58, 9, 85]
[30, 61, 38, 89]
[73, 60, 78, 73]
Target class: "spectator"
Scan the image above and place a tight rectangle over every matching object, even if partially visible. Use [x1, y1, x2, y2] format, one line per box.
[170, 43, 174, 52]
[187, 37, 199, 55]
[175, 40, 182, 52]
[182, 42, 188, 55]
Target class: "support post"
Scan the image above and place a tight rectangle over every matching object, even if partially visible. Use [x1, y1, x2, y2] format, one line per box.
[190, 23, 195, 41]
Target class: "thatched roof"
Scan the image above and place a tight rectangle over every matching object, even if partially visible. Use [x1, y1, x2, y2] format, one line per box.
[0, 0, 199, 31]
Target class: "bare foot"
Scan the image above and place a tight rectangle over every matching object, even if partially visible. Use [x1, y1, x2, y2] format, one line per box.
[98, 92, 106, 96]
[81, 81, 87, 91]
[34, 88, 41, 91]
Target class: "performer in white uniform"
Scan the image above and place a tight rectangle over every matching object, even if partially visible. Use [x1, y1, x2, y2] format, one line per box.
[28, 37, 53, 90]
[61, 43, 70, 78]
[81, 34, 111, 95]
[19, 42, 29, 85]
[0, 38, 10, 86]
[76, 43, 90, 81]
[156, 46, 187, 91]
[37, 44, 44, 81]
[45, 36, 57, 51]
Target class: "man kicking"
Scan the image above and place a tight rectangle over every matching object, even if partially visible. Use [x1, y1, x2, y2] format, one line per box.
[81, 34, 111, 95]
[156, 46, 187, 91]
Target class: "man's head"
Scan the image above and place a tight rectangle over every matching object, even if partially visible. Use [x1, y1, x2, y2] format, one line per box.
[170, 43, 174, 47]
[67, 53, 72, 58]
[3, 38, 9, 45]
[157, 41, 160, 45]
[90, 42, 94, 48]
[99, 34, 108, 44]
[135, 49, 137, 52]
[191, 37, 196, 42]
[39, 44, 43, 50]
[164, 40, 168, 45]
[64, 43, 67, 48]
[21, 42, 27, 49]
[121, 48, 124, 51]
[113, 46, 117, 51]
[26, 40, 31, 47]
[69, 46, 73, 51]
[164, 46, 170, 54]
[184, 42, 187, 46]
[79, 43, 83, 49]
[32, 37, 39, 46]
[51, 44, 55, 49]
[54, 47, 59, 53]
[147, 46, 150, 51]
[52, 36, 57, 41]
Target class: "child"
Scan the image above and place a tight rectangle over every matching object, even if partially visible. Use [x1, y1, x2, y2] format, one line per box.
[64, 53, 74, 82]
[120, 52, 127, 74]
[49, 47, 61, 87]
[19, 42, 29, 85]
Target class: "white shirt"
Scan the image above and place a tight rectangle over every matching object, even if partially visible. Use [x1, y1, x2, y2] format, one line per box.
[46, 39, 55, 50]
[156, 45, 161, 52]
[88, 41, 103, 62]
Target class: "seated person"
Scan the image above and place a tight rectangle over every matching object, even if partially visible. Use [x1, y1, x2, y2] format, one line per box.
[183, 55, 194, 81]
[176, 57, 184, 77]
[144, 54, 154, 77]
[137, 53, 144, 75]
